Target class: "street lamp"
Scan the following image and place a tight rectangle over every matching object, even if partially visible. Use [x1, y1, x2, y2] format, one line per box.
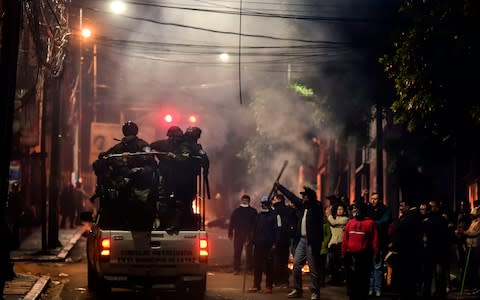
[219, 53, 230, 63]
[110, 1, 126, 14]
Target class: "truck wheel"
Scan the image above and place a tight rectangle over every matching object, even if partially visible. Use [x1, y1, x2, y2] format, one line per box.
[87, 262, 98, 290]
[184, 275, 206, 300]
[97, 278, 111, 298]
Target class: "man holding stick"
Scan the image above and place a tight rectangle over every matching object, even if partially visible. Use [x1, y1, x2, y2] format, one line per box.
[275, 182, 323, 300]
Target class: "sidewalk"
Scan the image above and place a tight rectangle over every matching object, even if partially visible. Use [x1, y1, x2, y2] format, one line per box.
[4, 226, 84, 300]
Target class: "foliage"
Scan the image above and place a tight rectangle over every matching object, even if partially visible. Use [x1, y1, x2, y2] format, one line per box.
[291, 82, 315, 97]
[380, 0, 480, 137]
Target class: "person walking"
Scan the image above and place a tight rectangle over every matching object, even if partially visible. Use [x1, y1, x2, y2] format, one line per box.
[228, 194, 258, 275]
[275, 183, 323, 300]
[342, 200, 378, 300]
[247, 196, 280, 294]
[59, 181, 76, 229]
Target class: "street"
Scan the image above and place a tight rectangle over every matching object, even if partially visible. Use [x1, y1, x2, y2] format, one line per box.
[11, 228, 352, 300]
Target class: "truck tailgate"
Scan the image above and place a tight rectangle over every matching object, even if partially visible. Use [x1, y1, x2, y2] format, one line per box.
[101, 230, 208, 277]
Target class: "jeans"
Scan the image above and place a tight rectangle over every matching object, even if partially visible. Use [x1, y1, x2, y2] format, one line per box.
[293, 237, 320, 293]
[369, 254, 383, 292]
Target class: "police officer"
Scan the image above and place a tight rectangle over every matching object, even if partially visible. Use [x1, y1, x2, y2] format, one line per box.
[103, 121, 150, 155]
[184, 126, 209, 175]
[150, 126, 193, 230]
[92, 121, 156, 229]
[247, 196, 280, 294]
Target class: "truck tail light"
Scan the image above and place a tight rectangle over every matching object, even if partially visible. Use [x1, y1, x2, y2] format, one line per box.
[100, 237, 111, 261]
[199, 238, 208, 262]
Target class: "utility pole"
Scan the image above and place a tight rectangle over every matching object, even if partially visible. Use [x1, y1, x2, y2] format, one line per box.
[48, 76, 63, 248]
[0, 0, 21, 256]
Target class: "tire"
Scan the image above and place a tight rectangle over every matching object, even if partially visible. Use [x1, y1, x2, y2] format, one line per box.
[87, 261, 98, 290]
[185, 275, 206, 300]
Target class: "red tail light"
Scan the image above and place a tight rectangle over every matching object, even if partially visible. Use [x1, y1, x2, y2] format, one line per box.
[100, 237, 111, 261]
[199, 238, 208, 262]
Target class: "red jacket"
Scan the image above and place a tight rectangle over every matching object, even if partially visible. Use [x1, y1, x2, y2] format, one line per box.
[342, 217, 378, 256]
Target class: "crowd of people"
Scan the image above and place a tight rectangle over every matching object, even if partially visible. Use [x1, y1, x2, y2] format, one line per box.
[228, 183, 480, 300]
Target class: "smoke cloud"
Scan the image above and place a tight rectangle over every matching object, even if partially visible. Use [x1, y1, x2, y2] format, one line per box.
[90, 0, 399, 216]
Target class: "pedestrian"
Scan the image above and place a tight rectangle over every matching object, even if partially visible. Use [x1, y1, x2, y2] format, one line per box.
[275, 183, 323, 300]
[457, 206, 480, 296]
[342, 200, 378, 300]
[247, 196, 280, 294]
[59, 181, 76, 229]
[73, 181, 87, 226]
[6, 182, 22, 249]
[390, 199, 424, 300]
[228, 194, 257, 275]
[284, 198, 299, 256]
[326, 202, 349, 286]
[319, 208, 332, 287]
[422, 199, 451, 299]
[366, 192, 392, 297]
[271, 193, 293, 288]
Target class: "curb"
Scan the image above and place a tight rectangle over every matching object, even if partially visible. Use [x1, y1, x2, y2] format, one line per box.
[56, 229, 84, 260]
[23, 275, 50, 300]
[11, 228, 84, 262]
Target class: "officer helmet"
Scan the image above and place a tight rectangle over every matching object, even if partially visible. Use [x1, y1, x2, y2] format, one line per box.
[122, 121, 138, 137]
[185, 127, 202, 140]
[166, 126, 183, 138]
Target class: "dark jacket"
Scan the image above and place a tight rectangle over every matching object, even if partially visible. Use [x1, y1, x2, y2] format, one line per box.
[273, 202, 295, 245]
[252, 208, 280, 247]
[391, 207, 423, 259]
[276, 183, 324, 252]
[229, 205, 258, 240]
[366, 203, 391, 252]
[423, 211, 451, 260]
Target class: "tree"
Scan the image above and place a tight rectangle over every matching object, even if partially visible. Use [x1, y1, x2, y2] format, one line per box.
[381, 0, 480, 137]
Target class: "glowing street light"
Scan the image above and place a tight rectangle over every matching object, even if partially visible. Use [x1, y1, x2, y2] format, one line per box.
[110, 1, 126, 14]
[81, 28, 92, 39]
[219, 53, 230, 62]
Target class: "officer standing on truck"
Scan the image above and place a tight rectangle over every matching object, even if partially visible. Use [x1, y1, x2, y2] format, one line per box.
[183, 126, 210, 223]
[150, 126, 192, 230]
[92, 121, 156, 229]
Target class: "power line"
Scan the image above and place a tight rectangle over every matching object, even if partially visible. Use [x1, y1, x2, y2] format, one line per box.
[84, 7, 353, 44]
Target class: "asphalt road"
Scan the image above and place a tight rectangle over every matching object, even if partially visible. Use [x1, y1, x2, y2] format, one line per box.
[9, 227, 382, 300]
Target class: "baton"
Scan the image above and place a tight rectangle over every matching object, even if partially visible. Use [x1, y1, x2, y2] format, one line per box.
[268, 160, 288, 201]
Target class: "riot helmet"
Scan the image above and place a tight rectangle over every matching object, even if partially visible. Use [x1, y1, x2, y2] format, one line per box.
[122, 121, 138, 137]
[185, 126, 202, 140]
[166, 126, 183, 138]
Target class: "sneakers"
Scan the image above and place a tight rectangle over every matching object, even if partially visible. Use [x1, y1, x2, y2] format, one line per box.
[288, 289, 303, 298]
[310, 292, 319, 300]
[247, 287, 259, 293]
[368, 290, 373, 296]
[375, 291, 381, 297]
